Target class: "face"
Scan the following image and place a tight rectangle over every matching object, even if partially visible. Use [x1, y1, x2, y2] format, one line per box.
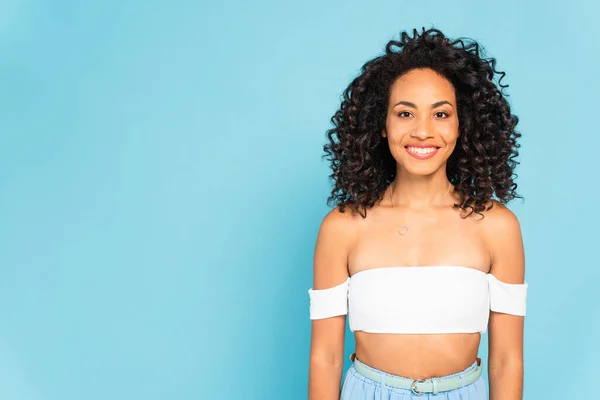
[383, 68, 459, 177]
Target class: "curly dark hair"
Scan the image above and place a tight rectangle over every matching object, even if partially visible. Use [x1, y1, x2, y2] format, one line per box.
[323, 28, 522, 219]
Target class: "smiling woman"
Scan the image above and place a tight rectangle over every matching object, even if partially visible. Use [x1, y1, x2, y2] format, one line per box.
[308, 28, 526, 400]
[384, 69, 460, 173]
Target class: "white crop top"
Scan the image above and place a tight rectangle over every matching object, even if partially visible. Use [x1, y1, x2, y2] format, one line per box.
[307, 266, 527, 334]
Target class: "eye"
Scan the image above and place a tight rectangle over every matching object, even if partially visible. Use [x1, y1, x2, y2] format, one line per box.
[397, 111, 413, 118]
[435, 111, 449, 118]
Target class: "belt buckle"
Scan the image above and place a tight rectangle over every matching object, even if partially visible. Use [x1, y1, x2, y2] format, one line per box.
[411, 379, 427, 395]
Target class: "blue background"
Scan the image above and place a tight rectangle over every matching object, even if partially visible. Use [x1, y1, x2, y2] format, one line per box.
[1, 1, 598, 399]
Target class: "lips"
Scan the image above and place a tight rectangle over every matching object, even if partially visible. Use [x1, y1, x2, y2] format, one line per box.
[404, 145, 440, 160]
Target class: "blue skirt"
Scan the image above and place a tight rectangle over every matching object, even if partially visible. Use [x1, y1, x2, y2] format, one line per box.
[341, 357, 487, 399]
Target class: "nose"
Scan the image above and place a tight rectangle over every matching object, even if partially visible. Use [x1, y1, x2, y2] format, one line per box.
[410, 116, 433, 139]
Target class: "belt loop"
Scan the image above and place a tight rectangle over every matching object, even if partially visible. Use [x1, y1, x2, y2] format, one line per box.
[431, 378, 438, 394]
[460, 373, 466, 388]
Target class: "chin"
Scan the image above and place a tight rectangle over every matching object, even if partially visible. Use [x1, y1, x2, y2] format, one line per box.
[401, 161, 446, 176]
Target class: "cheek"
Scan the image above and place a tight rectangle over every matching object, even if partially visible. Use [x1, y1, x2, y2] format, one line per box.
[386, 128, 407, 145]
[442, 133, 459, 145]
[387, 121, 413, 141]
[390, 134, 409, 152]
[386, 124, 405, 140]
[440, 122, 459, 144]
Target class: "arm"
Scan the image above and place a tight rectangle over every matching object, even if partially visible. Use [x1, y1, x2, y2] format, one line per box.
[484, 203, 526, 400]
[308, 208, 354, 400]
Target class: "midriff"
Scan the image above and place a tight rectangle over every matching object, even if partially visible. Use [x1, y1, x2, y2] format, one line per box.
[354, 331, 481, 379]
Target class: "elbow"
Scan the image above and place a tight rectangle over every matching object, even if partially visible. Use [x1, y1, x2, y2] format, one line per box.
[310, 351, 345, 369]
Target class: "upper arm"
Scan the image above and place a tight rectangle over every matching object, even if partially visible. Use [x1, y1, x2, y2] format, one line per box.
[483, 202, 526, 363]
[309, 207, 355, 365]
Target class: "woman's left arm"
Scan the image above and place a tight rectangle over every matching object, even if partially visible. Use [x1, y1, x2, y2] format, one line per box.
[484, 203, 526, 400]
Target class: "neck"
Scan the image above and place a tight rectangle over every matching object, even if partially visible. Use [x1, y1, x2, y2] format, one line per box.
[390, 169, 453, 210]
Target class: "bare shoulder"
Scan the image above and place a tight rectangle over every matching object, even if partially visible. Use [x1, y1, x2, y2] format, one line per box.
[312, 205, 361, 289]
[479, 200, 522, 235]
[479, 201, 525, 282]
[318, 205, 362, 239]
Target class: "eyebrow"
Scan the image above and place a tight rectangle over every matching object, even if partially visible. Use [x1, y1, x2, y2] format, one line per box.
[393, 100, 454, 109]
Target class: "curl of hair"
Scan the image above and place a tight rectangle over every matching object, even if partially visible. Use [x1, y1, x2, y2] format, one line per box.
[323, 28, 522, 219]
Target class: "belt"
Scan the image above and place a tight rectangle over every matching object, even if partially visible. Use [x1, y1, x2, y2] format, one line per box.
[349, 353, 482, 395]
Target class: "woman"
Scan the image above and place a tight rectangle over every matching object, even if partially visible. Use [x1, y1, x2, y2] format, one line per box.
[308, 28, 527, 400]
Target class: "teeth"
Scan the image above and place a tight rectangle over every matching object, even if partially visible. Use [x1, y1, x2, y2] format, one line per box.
[407, 147, 437, 155]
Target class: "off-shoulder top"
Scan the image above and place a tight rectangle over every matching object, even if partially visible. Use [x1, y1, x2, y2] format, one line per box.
[307, 266, 527, 334]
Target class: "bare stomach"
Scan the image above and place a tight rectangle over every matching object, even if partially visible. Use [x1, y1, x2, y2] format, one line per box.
[354, 331, 481, 380]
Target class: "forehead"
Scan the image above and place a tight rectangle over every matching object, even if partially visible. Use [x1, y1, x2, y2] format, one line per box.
[389, 68, 456, 102]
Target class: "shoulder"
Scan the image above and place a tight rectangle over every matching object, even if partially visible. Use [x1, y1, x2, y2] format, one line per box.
[321, 204, 361, 224]
[317, 205, 361, 245]
[311, 206, 359, 289]
[479, 201, 525, 281]
[479, 200, 522, 236]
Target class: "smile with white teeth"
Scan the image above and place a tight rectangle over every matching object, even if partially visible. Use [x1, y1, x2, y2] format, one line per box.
[406, 146, 438, 155]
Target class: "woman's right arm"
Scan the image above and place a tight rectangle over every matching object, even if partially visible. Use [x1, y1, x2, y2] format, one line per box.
[308, 208, 354, 400]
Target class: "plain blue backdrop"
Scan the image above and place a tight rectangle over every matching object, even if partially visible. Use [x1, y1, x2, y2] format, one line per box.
[1, 0, 599, 399]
